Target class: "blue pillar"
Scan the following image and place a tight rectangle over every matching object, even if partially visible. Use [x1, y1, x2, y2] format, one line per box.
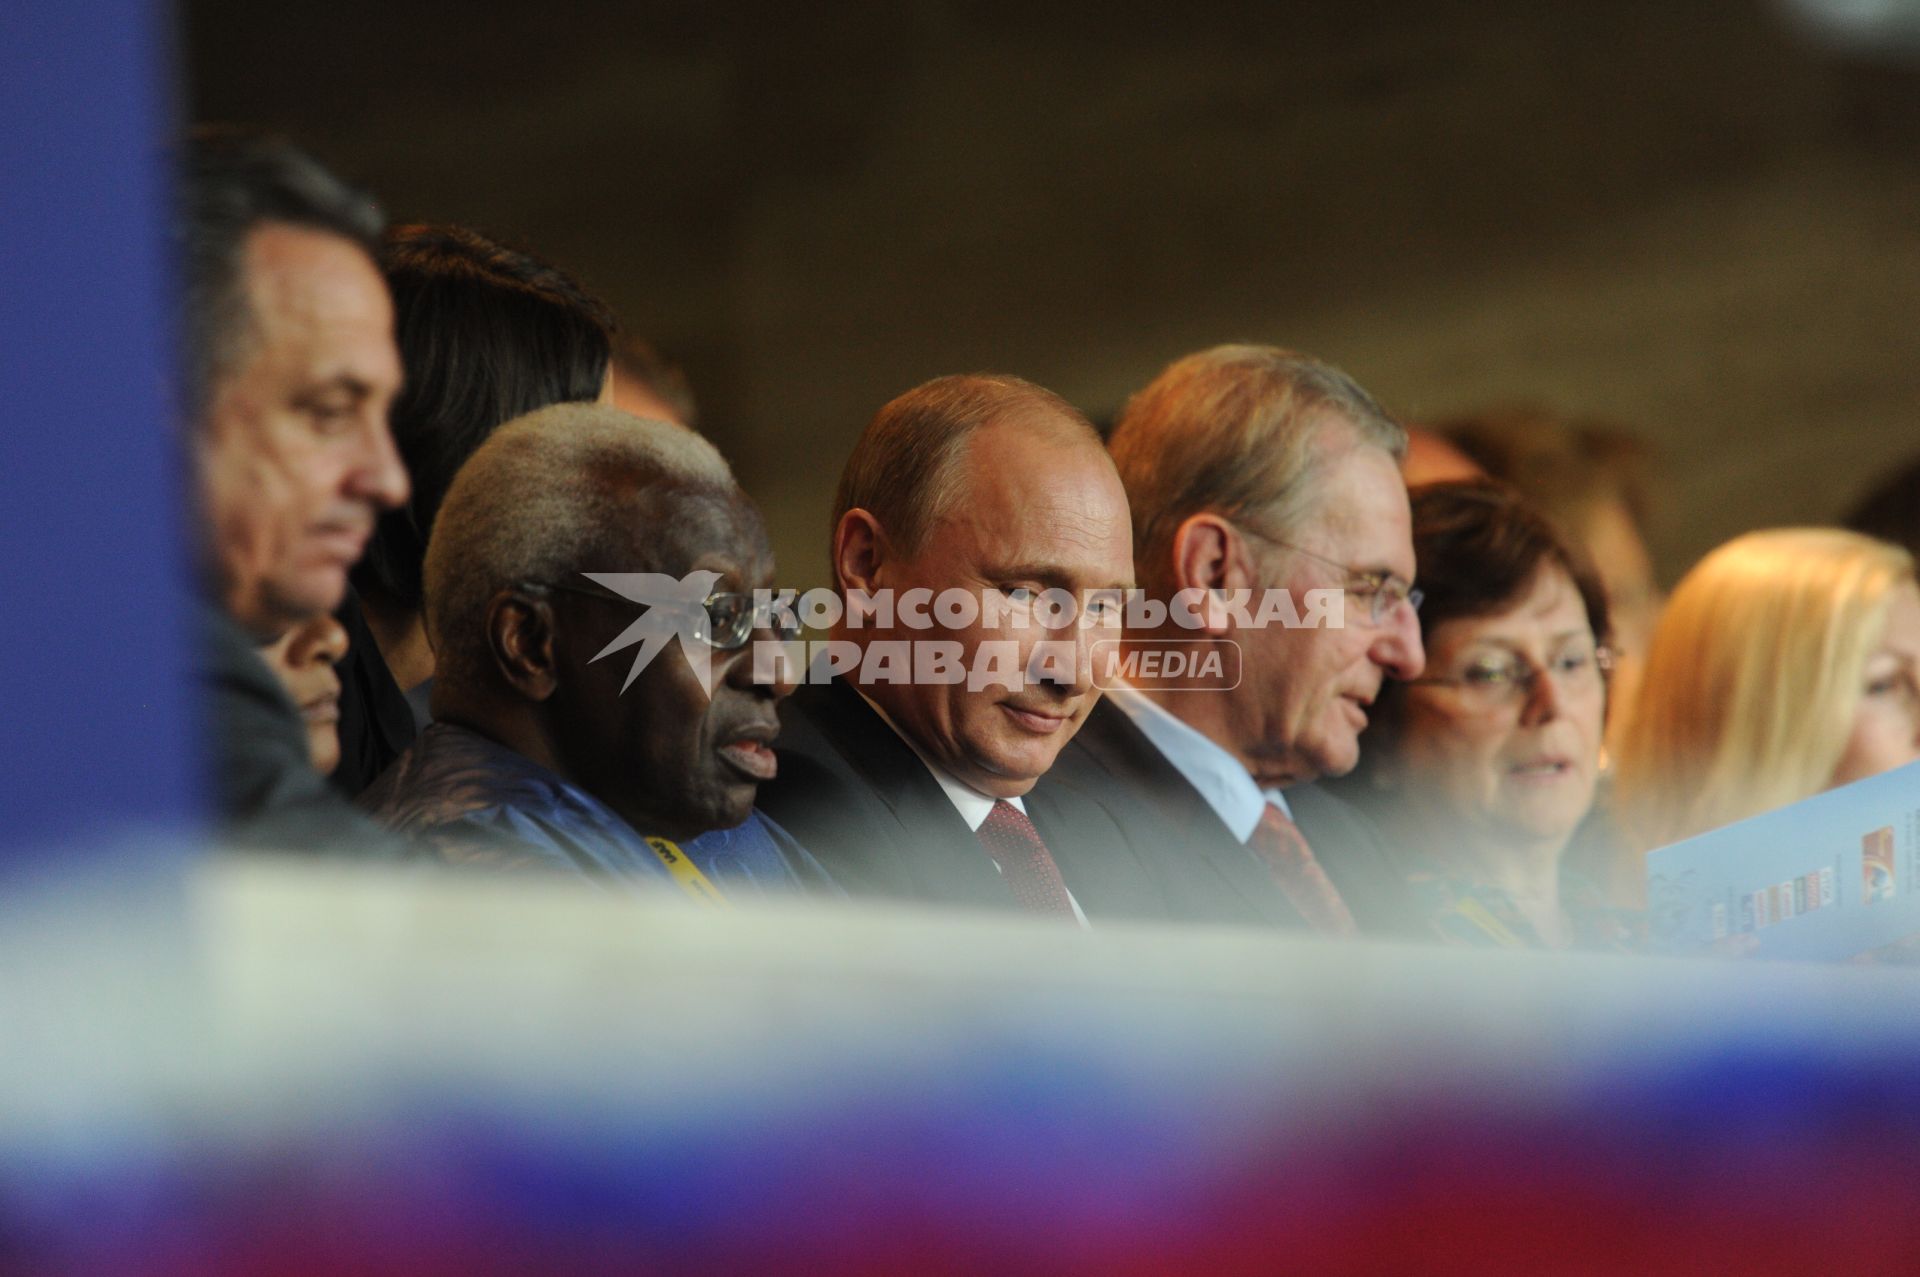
[0, 3, 198, 859]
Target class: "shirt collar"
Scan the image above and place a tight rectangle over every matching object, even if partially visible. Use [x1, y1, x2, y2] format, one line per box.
[1102, 681, 1290, 843]
[858, 691, 1026, 832]
[856, 688, 1087, 929]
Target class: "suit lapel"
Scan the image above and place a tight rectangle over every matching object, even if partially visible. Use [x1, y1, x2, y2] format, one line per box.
[1283, 781, 1416, 935]
[1075, 700, 1308, 928]
[806, 678, 1014, 907]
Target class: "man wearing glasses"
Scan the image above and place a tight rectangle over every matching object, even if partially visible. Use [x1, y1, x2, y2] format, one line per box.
[363, 403, 833, 901]
[1043, 345, 1428, 935]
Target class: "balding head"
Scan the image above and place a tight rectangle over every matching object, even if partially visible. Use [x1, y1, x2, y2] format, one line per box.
[831, 373, 1102, 564]
[829, 373, 1132, 797]
[1109, 344, 1405, 595]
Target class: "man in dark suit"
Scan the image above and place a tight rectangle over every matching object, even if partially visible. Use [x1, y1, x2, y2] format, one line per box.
[1042, 345, 1429, 936]
[178, 128, 410, 852]
[758, 373, 1162, 922]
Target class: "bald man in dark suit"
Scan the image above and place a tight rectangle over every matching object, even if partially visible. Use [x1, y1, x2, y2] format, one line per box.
[759, 373, 1167, 924]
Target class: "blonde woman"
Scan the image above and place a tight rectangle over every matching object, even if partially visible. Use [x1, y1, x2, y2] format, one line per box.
[1613, 529, 1920, 874]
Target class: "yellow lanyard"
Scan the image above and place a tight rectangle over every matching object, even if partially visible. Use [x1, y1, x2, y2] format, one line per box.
[1454, 894, 1526, 947]
[644, 836, 731, 908]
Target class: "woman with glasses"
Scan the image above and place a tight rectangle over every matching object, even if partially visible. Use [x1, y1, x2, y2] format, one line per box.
[1336, 480, 1637, 949]
[1611, 529, 1920, 876]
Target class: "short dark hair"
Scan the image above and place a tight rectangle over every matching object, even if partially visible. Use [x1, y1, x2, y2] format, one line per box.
[353, 223, 615, 611]
[176, 126, 385, 421]
[1352, 480, 1611, 780]
[830, 373, 1098, 562]
[1405, 479, 1611, 642]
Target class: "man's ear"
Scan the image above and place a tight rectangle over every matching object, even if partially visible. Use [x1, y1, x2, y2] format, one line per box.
[486, 588, 560, 701]
[1170, 513, 1257, 636]
[832, 508, 889, 595]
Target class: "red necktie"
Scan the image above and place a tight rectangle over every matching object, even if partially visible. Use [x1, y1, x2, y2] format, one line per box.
[975, 800, 1077, 919]
[1248, 802, 1357, 935]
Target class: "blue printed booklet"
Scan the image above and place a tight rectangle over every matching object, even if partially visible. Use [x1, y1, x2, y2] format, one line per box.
[1646, 759, 1920, 960]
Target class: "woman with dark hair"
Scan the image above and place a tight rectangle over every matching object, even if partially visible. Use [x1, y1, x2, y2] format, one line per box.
[1339, 480, 1638, 949]
[332, 224, 616, 794]
[257, 613, 350, 777]
[1432, 408, 1663, 686]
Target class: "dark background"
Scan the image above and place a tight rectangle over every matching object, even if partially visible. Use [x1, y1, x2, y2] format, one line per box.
[184, 0, 1920, 589]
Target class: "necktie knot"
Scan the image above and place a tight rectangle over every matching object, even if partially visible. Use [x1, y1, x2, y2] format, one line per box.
[976, 800, 1076, 919]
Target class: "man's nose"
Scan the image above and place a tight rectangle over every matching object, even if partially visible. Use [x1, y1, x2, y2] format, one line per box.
[1373, 601, 1425, 681]
[1039, 616, 1102, 698]
[726, 624, 800, 702]
[350, 414, 410, 511]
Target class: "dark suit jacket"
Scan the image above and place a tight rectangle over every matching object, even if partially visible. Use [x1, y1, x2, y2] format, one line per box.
[758, 677, 1170, 921]
[1042, 697, 1421, 936]
[197, 603, 404, 857]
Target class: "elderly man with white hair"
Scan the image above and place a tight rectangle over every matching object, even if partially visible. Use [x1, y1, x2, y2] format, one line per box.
[1042, 345, 1426, 935]
[363, 402, 833, 901]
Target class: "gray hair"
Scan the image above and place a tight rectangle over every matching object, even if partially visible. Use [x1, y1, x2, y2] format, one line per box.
[830, 373, 1100, 562]
[176, 126, 385, 423]
[1107, 344, 1405, 593]
[424, 402, 735, 691]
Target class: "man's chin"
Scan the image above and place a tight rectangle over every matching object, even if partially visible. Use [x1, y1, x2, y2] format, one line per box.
[1298, 732, 1362, 784]
[968, 773, 1039, 800]
[699, 782, 759, 834]
[956, 737, 1064, 798]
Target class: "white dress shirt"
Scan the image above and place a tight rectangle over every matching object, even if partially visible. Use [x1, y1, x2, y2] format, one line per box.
[1102, 681, 1293, 844]
[858, 691, 1088, 926]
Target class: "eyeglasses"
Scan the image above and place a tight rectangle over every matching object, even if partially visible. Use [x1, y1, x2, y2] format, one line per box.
[1411, 644, 1614, 708]
[524, 580, 804, 649]
[1238, 525, 1424, 626]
